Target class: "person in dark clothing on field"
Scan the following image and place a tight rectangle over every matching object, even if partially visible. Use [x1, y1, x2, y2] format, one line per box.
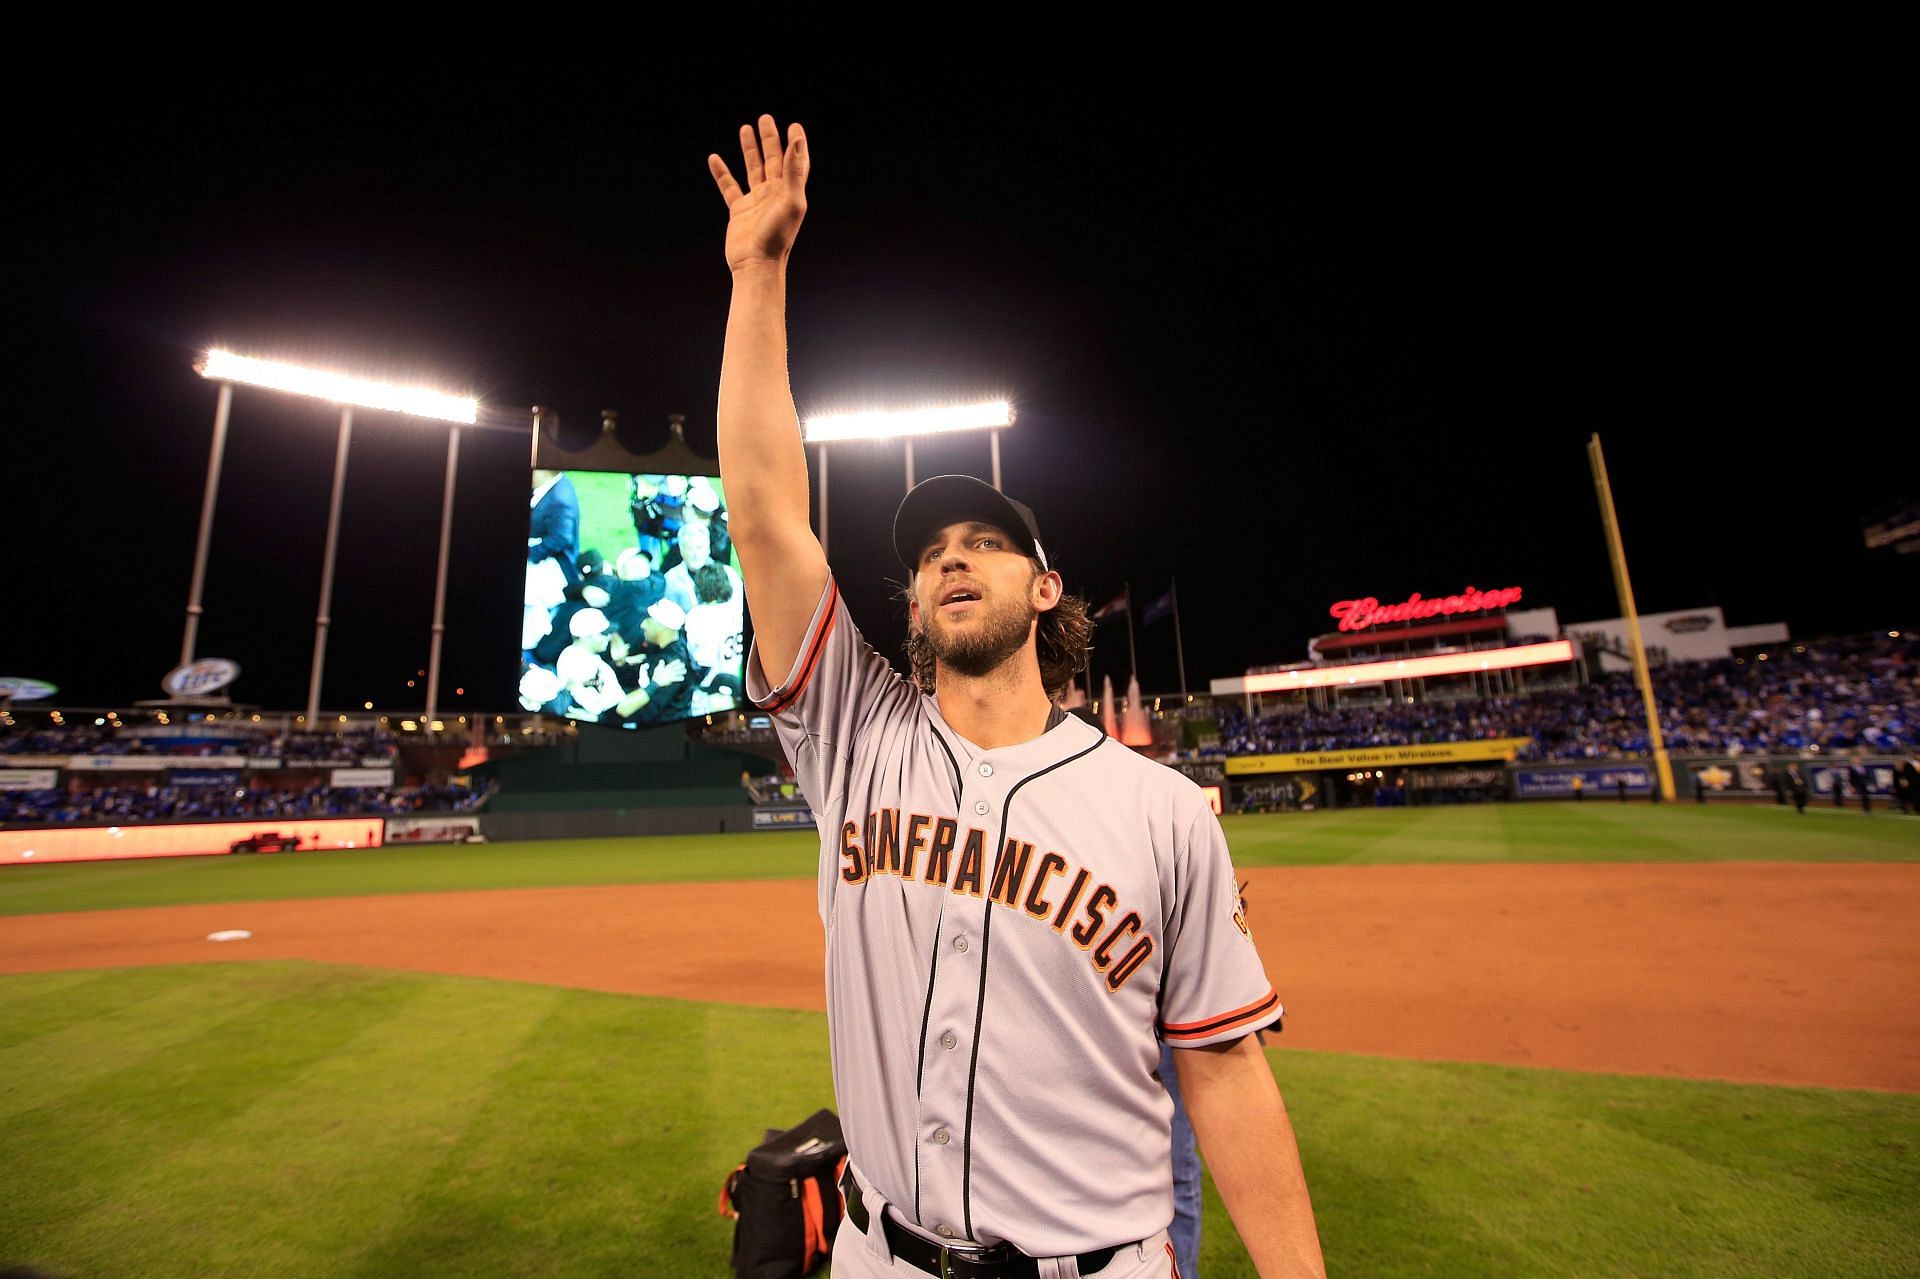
[1898, 758, 1920, 815]
[1617, 776, 1628, 803]
[1788, 764, 1808, 813]
[1849, 762, 1872, 815]
[1695, 774, 1707, 804]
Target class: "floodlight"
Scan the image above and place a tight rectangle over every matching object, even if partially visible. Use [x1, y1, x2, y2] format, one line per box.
[802, 400, 1012, 443]
[199, 349, 478, 424]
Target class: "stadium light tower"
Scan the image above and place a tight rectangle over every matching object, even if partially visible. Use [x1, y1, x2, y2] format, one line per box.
[800, 400, 1014, 557]
[192, 351, 480, 729]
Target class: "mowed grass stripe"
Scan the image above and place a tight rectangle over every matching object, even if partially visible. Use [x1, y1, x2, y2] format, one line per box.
[0, 966, 311, 1112]
[1, 806, 1913, 919]
[1266, 1051, 1920, 1279]
[50, 967, 560, 1279]
[2, 963, 1916, 1278]
[342, 996, 832, 1277]
[0, 965, 441, 1261]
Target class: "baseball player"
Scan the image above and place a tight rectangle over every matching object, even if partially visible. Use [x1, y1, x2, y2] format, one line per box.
[709, 115, 1324, 1278]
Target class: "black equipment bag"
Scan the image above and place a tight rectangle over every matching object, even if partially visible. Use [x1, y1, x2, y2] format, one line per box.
[718, 1108, 848, 1279]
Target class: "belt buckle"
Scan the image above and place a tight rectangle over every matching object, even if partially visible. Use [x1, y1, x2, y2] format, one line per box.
[938, 1247, 960, 1279]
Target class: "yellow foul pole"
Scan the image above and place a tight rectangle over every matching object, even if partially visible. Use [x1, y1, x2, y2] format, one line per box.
[1587, 434, 1676, 801]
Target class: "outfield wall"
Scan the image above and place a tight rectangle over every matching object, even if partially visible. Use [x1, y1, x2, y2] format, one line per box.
[1225, 753, 1913, 808]
[0, 817, 385, 865]
[477, 804, 759, 841]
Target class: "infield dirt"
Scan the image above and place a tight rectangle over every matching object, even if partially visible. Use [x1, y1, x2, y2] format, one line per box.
[3, 861, 1915, 1092]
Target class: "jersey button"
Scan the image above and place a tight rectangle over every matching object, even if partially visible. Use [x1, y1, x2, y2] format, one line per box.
[973, 799, 990, 815]
[932, 1128, 950, 1145]
[953, 936, 969, 953]
[978, 762, 994, 778]
[941, 1031, 957, 1050]
[936, 1224, 955, 1239]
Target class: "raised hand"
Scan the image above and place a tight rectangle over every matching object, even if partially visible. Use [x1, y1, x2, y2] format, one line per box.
[708, 114, 810, 273]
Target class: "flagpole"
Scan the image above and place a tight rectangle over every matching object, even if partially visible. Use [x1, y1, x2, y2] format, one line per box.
[1124, 582, 1138, 680]
[1171, 577, 1189, 704]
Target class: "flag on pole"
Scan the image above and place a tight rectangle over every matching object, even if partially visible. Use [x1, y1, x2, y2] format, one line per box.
[1140, 587, 1176, 627]
[1091, 592, 1128, 624]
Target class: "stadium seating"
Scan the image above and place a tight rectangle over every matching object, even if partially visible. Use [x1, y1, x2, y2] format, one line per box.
[1215, 631, 1916, 760]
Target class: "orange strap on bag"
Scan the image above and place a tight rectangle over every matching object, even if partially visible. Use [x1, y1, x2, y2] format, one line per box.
[718, 1162, 746, 1219]
[800, 1177, 829, 1269]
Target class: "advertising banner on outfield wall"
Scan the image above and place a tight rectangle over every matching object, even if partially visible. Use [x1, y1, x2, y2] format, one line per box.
[1810, 764, 1898, 796]
[386, 815, 483, 843]
[1175, 760, 1226, 786]
[0, 817, 384, 865]
[57, 756, 256, 772]
[66, 756, 166, 772]
[171, 770, 242, 788]
[1227, 738, 1532, 775]
[0, 769, 58, 791]
[1514, 767, 1652, 797]
[1409, 768, 1506, 789]
[752, 806, 817, 831]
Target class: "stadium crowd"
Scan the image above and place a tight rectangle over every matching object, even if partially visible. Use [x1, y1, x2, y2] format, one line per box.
[0, 780, 491, 825]
[0, 724, 399, 761]
[1217, 632, 1918, 760]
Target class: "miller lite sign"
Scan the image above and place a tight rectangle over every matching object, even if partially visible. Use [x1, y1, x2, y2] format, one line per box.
[162, 658, 241, 698]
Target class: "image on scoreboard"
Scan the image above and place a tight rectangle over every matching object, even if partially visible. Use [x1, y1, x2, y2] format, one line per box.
[521, 469, 744, 729]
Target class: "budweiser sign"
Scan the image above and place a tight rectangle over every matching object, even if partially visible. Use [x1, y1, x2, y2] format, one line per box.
[1330, 585, 1523, 633]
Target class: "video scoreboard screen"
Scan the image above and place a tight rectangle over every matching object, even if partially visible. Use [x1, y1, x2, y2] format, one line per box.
[522, 469, 745, 729]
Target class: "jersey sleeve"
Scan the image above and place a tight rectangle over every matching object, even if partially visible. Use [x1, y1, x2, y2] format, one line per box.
[745, 575, 917, 819]
[1158, 804, 1282, 1048]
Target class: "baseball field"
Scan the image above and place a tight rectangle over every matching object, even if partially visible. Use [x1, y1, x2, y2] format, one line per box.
[1, 803, 1915, 1277]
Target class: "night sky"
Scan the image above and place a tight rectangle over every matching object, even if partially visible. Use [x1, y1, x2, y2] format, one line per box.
[13, 32, 1912, 713]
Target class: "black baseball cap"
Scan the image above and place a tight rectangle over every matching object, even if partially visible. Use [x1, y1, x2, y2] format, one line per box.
[893, 475, 1049, 572]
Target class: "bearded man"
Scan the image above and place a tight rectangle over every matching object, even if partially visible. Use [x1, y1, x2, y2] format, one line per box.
[710, 113, 1323, 1278]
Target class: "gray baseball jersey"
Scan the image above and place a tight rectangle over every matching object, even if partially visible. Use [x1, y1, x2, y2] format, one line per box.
[747, 578, 1279, 1258]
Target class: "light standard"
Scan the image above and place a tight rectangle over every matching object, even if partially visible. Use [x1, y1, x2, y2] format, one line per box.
[800, 400, 1015, 557]
[192, 350, 480, 729]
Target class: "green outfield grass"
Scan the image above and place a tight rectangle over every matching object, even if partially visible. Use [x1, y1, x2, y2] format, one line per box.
[2, 804, 1913, 918]
[0, 962, 1912, 1278]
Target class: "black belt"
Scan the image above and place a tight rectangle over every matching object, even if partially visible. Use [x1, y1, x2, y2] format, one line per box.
[840, 1172, 1123, 1279]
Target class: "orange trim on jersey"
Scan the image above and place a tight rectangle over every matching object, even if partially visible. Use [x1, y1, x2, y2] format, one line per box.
[758, 580, 840, 713]
[1166, 1240, 1182, 1278]
[1161, 986, 1281, 1041]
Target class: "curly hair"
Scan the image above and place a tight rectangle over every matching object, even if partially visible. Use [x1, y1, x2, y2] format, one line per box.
[691, 562, 735, 605]
[900, 562, 1093, 703]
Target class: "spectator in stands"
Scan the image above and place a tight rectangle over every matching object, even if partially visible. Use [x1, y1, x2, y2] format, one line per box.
[0, 779, 493, 824]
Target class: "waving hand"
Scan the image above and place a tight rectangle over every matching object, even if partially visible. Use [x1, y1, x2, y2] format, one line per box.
[708, 115, 810, 272]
